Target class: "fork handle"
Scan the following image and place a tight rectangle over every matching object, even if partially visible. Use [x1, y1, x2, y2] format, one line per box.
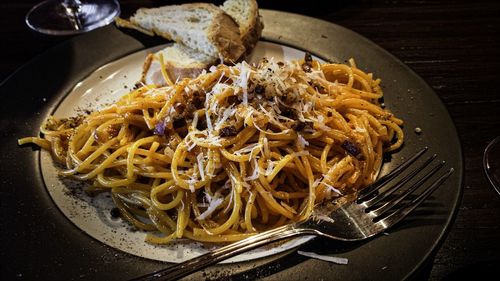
[133, 224, 316, 281]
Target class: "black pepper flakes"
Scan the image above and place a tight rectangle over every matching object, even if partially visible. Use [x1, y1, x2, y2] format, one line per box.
[191, 92, 205, 109]
[254, 84, 265, 94]
[341, 140, 361, 157]
[293, 121, 313, 132]
[227, 95, 240, 105]
[220, 125, 238, 137]
[279, 106, 298, 119]
[172, 118, 187, 129]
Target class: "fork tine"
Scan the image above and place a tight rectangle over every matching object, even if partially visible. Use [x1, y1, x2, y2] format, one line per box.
[374, 168, 454, 227]
[369, 160, 446, 217]
[357, 147, 428, 202]
[362, 154, 438, 208]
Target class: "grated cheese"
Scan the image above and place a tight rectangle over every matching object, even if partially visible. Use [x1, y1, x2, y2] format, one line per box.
[196, 197, 224, 220]
[214, 105, 235, 131]
[297, 251, 348, 265]
[184, 133, 197, 151]
[205, 109, 213, 132]
[263, 137, 270, 158]
[234, 143, 262, 156]
[265, 160, 275, 176]
[239, 62, 251, 105]
[297, 134, 309, 149]
[197, 153, 205, 181]
[314, 214, 335, 223]
[321, 182, 343, 195]
[312, 177, 323, 189]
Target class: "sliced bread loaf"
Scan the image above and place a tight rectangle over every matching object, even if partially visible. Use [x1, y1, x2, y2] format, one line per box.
[127, 0, 263, 86]
[120, 3, 246, 61]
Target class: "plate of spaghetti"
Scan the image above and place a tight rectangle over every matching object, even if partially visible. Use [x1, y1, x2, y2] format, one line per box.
[3, 9, 462, 281]
[18, 40, 404, 263]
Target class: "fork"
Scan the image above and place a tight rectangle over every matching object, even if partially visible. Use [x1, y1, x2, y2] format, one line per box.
[134, 147, 454, 281]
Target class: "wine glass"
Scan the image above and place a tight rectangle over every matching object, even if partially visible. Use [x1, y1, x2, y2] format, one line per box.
[26, 0, 121, 35]
[483, 136, 500, 196]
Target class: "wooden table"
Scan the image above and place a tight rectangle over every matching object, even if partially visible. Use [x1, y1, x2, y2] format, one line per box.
[2, 0, 499, 280]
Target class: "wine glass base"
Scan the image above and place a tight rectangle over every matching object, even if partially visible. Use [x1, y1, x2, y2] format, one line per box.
[484, 136, 500, 196]
[26, 0, 121, 35]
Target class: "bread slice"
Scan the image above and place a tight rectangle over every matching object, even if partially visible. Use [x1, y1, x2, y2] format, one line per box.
[222, 0, 263, 54]
[132, 0, 263, 85]
[119, 3, 245, 61]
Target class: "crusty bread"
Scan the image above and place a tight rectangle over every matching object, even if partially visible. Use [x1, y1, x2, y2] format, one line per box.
[124, 3, 246, 61]
[132, 0, 263, 86]
[222, 0, 263, 54]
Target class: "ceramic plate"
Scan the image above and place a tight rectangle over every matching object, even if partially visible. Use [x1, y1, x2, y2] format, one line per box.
[1, 10, 463, 280]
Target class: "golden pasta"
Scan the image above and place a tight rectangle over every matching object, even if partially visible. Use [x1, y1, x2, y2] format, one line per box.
[19, 54, 404, 244]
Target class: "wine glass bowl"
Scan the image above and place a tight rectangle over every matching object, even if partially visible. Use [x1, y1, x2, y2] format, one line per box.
[483, 136, 500, 196]
[26, 0, 120, 35]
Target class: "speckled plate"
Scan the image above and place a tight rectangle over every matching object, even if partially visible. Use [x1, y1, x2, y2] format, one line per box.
[1, 10, 463, 280]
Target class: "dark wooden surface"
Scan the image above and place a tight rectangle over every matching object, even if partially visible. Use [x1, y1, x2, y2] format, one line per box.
[2, 0, 499, 280]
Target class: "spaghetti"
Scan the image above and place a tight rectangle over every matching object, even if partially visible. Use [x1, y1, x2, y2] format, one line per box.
[19, 54, 404, 244]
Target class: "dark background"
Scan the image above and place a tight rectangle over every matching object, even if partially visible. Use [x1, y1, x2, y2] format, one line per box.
[2, 0, 499, 280]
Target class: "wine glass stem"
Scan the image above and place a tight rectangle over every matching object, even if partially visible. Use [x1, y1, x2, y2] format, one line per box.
[63, 0, 83, 30]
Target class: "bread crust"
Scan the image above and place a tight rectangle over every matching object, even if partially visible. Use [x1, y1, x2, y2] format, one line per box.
[129, 3, 245, 61]
[208, 6, 246, 62]
[221, 0, 263, 56]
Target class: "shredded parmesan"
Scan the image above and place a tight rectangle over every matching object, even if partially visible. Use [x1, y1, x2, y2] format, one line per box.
[312, 177, 322, 188]
[297, 251, 348, 265]
[197, 153, 205, 181]
[244, 158, 260, 181]
[205, 110, 213, 132]
[297, 134, 309, 149]
[321, 182, 343, 195]
[314, 214, 335, 223]
[265, 160, 275, 176]
[184, 133, 197, 151]
[196, 197, 224, 220]
[215, 105, 235, 130]
[234, 143, 261, 155]
[239, 62, 250, 105]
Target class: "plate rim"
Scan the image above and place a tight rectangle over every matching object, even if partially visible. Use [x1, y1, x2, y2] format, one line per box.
[1, 9, 463, 280]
